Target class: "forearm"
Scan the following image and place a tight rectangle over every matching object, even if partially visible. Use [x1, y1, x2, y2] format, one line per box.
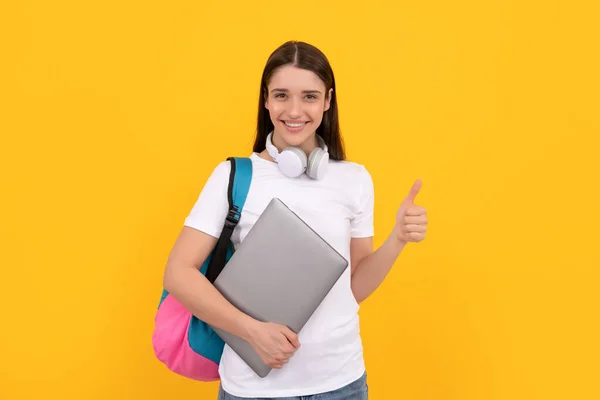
[163, 263, 258, 341]
[351, 227, 407, 303]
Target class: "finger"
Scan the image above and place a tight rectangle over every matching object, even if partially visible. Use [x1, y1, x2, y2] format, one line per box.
[405, 179, 422, 204]
[406, 206, 427, 216]
[408, 232, 425, 241]
[402, 224, 427, 233]
[281, 327, 300, 348]
[404, 215, 428, 225]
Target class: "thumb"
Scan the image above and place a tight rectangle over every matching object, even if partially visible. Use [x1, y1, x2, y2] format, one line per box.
[404, 179, 422, 204]
[280, 326, 300, 348]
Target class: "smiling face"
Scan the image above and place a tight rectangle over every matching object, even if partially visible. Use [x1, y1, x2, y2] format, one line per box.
[264, 65, 333, 155]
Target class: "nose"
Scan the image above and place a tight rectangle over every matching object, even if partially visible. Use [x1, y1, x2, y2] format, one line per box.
[287, 97, 302, 118]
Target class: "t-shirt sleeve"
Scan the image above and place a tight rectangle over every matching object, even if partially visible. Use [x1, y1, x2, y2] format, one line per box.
[183, 161, 231, 238]
[351, 166, 375, 238]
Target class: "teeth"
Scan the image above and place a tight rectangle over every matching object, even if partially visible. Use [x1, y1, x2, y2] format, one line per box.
[285, 121, 306, 127]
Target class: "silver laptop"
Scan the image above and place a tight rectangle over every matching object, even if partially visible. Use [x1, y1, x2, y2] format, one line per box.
[210, 197, 349, 378]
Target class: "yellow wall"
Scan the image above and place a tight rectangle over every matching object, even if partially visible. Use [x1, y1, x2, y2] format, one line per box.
[1, 1, 599, 399]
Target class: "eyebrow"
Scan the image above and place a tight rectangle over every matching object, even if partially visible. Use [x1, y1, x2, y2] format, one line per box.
[271, 88, 322, 94]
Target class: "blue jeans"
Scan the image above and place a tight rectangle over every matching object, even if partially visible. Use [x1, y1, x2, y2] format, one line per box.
[217, 372, 369, 400]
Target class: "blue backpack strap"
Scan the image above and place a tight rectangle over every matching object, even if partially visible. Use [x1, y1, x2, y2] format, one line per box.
[227, 157, 253, 219]
[204, 157, 252, 283]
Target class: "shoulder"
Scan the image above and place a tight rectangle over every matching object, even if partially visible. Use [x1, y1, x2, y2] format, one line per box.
[192, 159, 234, 196]
[326, 160, 374, 209]
[208, 155, 259, 180]
[201, 155, 261, 189]
[330, 159, 368, 173]
[328, 159, 373, 187]
[212, 159, 232, 175]
[203, 159, 231, 182]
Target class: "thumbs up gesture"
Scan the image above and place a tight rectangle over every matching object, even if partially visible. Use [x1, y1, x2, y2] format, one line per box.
[395, 179, 428, 243]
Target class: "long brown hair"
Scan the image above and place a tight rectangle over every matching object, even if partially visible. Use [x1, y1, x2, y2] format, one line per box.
[253, 41, 346, 160]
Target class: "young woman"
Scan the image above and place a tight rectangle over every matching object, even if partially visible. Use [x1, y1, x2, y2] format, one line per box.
[162, 41, 428, 400]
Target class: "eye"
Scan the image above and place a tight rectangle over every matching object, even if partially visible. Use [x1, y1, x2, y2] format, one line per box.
[305, 94, 317, 100]
[274, 93, 286, 99]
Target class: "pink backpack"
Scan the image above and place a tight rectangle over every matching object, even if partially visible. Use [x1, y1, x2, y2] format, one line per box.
[152, 157, 252, 380]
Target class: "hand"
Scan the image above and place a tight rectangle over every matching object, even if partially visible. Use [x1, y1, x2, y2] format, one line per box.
[246, 321, 300, 369]
[395, 179, 428, 244]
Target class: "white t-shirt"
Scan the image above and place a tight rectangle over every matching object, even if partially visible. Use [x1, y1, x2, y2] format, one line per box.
[184, 152, 374, 397]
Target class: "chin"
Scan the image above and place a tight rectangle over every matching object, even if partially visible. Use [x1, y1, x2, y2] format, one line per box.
[275, 121, 316, 147]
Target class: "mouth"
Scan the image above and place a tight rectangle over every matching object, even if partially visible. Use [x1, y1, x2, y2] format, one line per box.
[281, 120, 309, 133]
[283, 120, 308, 127]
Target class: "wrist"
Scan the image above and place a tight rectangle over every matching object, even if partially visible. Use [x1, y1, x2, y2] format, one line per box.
[239, 315, 261, 342]
[390, 225, 408, 250]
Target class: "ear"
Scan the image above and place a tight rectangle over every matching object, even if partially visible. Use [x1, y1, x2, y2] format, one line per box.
[264, 88, 269, 109]
[324, 88, 333, 111]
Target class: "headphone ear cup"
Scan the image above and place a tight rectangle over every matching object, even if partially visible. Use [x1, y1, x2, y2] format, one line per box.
[277, 147, 307, 178]
[306, 147, 329, 179]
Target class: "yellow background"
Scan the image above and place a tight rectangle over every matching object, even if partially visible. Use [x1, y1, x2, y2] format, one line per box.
[1, 1, 599, 399]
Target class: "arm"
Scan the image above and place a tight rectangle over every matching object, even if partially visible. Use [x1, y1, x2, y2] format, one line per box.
[167, 161, 299, 369]
[350, 178, 428, 304]
[162, 226, 258, 341]
[350, 228, 406, 304]
[162, 226, 300, 369]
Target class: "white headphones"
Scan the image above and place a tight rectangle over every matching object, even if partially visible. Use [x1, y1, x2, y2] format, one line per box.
[265, 131, 329, 179]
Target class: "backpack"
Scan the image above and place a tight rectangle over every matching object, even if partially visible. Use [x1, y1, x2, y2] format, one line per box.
[152, 157, 253, 381]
